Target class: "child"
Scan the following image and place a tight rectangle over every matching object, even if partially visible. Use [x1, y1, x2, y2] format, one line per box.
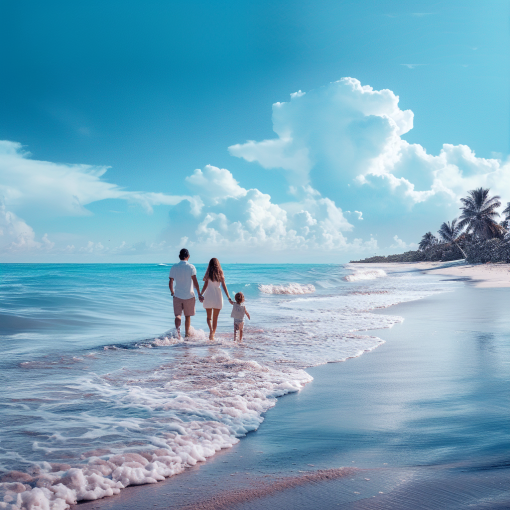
[231, 292, 250, 342]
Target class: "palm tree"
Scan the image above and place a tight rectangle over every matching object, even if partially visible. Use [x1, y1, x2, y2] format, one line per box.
[419, 232, 438, 251]
[503, 202, 510, 221]
[458, 188, 501, 239]
[438, 219, 467, 258]
[502, 203, 510, 239]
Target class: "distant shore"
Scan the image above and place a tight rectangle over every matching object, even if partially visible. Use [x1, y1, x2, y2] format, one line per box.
[350, 261, 510, 288]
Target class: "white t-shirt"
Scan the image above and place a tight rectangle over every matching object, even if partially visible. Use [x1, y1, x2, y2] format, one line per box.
[231, 303, 246, 321]
[169, 261, 197, 300]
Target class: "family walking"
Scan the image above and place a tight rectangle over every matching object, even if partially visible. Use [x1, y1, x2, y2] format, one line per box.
[169, 248, 250, 341]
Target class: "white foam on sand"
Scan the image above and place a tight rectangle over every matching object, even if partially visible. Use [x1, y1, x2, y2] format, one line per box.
[0, 270, 455, 510]
[258, 283, 316, 294]
[0, 355, 311, 510]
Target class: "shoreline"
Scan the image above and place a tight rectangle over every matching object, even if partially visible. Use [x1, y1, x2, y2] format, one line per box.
[75, 277, 510, 509]
[350, 261, 510, 288]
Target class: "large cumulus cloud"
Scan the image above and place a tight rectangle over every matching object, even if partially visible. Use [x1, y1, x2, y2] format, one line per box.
[228, 78, 510, 243]
[228, 78, 414, 188]
[167, 165, 374, 258]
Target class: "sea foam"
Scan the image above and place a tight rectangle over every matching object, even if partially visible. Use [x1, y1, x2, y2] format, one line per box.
[258, 283, 316, 294]
[0, 355, 311, 510]
[344, 268, 387, 282]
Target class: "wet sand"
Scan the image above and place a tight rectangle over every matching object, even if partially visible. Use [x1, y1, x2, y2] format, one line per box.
[352, 261, 510, 288]
[76, 283, 510, 510]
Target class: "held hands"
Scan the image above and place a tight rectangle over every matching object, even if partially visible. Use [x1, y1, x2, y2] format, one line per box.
[198, 294, 205, 303]
[228, 297, 234, 305]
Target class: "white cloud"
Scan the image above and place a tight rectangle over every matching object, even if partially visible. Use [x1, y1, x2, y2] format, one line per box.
[0, 202, 41, 252]
[185, 164, 246, 204]
[175, 166, 369, 254]
[390, 235, 418, 251]
[0, 200, 57, 253]
[79, 241, 106, 253]
[0, 140, 198, 216]
[227, 77, 510, 246]
[228, 77, 414, 186]
[42, 233, 55, 250]
[346, 210, 363, 220]
[229, 137, 312, 184]
[0, 140, 204, 255]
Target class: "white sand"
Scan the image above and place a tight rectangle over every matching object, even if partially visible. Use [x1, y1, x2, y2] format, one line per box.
[350, 261, 510, 288]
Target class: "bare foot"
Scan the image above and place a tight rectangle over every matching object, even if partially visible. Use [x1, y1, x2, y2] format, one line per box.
[209, 332, 214, 341]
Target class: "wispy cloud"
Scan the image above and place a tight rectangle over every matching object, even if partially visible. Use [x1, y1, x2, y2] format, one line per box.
[0, 141, 200, 216]
[0, 140, 201, 254]
[401, 64, 427, 69]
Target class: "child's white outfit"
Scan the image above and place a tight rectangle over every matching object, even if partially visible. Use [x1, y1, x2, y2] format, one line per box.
[231, 303, 246, 325]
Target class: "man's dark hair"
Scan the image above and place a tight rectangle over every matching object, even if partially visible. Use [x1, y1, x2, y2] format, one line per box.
[179, 248, 190, 260]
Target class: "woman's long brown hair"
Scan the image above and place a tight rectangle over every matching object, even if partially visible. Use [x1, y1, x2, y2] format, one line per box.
[205, 258, 224, 282]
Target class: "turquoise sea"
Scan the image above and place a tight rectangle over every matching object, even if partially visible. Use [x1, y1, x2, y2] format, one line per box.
[0, 263, 475, 508]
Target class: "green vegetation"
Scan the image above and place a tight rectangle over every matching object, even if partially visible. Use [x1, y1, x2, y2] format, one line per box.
[352, 188, 510, 264]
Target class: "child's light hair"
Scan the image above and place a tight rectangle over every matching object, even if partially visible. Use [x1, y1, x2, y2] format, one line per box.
[235, 292, 245, 304]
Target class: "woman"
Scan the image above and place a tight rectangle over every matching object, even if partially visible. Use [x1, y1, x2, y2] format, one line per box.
[201, 258, 233, 340]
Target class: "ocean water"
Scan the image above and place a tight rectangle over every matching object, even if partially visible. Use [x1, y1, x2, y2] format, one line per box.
[0, 263, 457, 509]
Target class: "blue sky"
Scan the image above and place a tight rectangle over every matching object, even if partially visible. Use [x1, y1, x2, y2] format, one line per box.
[1, 0, 509, 262]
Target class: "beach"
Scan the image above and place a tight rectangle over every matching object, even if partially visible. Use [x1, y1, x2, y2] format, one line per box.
[351, 261, 510, 288]
[75, 281, 510, 510]
[1, 264, 509, 509]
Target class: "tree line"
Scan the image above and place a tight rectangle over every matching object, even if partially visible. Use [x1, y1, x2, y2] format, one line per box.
[418, 188, 509, 255]
[353, 188, 510, 264]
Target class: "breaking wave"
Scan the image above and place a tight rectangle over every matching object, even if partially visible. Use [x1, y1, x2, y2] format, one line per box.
[344, 268, 387, 282]
[258, 283, 316, 294]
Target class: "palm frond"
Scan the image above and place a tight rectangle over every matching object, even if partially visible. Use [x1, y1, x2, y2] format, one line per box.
[503, 202, 510, 219]
[419, 232, 438, 251]
[458, 187, 501, 239]
[438, 219, 463, 243]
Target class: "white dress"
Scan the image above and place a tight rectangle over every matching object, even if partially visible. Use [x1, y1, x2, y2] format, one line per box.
[203, 280, 223, 310]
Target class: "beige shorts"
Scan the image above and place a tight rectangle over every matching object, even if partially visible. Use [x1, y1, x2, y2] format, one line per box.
[173, 296, 196, 317]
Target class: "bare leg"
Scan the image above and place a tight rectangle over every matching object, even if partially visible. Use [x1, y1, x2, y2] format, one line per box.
[184, 316, 191, 337]
[212, 308, 221, 339]
[206, 309, 213, 339]
[238, 322, 244, 342]
[175, 316, 181, 338]
[234, 323, 238, 342]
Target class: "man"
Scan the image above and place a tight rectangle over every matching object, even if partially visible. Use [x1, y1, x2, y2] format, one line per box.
[169, 248, 203, 338]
